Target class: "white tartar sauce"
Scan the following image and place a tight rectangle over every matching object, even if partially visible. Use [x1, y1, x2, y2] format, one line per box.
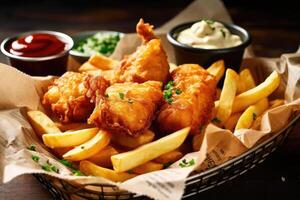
[177, 20, 242, 49]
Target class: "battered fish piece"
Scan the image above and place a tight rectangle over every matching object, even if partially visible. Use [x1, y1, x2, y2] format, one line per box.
[114, 19, 170, 84]
[88, 81, 163, 136]
[85, 74, 111, 104]
[43, 72, 109, 122]
[156, 64, 217, 135]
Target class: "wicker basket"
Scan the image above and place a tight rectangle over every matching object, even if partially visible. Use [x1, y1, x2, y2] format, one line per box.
[34, 114, 299, 200]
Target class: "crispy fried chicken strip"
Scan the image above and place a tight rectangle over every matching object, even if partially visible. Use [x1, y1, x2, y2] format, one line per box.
[88, 81, 163, 136]
[43, 72, 109, 122]
[114, 19, 170, 84]
[156, 64, 217, 135]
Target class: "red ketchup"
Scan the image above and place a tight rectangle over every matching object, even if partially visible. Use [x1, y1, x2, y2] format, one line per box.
[9, 33, 66, 57]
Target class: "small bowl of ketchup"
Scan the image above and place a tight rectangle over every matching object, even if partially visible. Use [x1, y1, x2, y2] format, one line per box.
[0, 30, 73, 76]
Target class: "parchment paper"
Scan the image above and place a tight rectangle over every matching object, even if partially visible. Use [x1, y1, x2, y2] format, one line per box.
[0, 1, 299, 200]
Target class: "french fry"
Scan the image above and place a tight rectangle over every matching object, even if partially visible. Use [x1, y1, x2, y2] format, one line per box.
[111, 130, 155, 148]
[55, 122, 95, 132]
[269, 99, 285, 108]
[84, 69, 115, 81]
[216, 69, 239, 124]
[251, 99, 285, 130]
[88, 54, 120, 70]
[27, 110, 61, 137]
[236, 69, 256, 94]
[78, 61, 99, 72]
[83, 70, 102, 76]
[192, 133, 205, 151]
[154, 150, 183, 164]
[42, 128, 99, 148]
[63, 130, 111, 161]
[240, 69, 256, 90]
[80, 160, 136, 182]
[236, 77, 246, 94]
[251, 115, 262, 130]
[224, 69, 256, 130]
[111, 127, 190, 172]
[215, 71, 281, 113]
[132, 161, 163, 174]
[87, 146, 118, 168]
[207, 60, 225, 83]
[232, 71, 279, 113]
[224, 112, 242, 132]
[235, 98, 269, 130]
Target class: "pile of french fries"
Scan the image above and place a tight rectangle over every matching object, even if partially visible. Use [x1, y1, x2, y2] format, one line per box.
[27, 109, 190, 181]
[77, 54, 119, 79]
[27, 57, 284, 182]
[207, 60, 283, 132]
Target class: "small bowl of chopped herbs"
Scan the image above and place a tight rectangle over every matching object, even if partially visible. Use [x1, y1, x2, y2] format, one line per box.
[70, 31, 123, 63]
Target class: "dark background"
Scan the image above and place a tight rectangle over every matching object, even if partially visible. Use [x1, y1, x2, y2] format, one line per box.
[0, 0, 300, 58]
[0, 0, 300, 200]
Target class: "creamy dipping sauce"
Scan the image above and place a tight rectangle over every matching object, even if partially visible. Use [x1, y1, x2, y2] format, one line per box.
[177, 20, 242, 49]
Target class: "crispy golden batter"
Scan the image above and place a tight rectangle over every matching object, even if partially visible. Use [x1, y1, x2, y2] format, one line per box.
[88, 81, 163, 136]
[114, 19, 170, 84]
[42, 72, 109, 123]
[136, 18, 156, 43]
[156, 64, 217, 135]
[85, 75, 110, 104]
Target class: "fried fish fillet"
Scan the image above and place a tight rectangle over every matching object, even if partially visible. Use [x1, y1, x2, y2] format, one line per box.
[156, 64, 217, 135]
[85, 74, 111, 104]
[88, 81, 163, 136]
[43, 72, 109, 123]
[114, 19, 170, 84]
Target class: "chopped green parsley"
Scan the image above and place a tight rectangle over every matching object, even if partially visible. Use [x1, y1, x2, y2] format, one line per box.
[220, 29, 226, 38]
[59, 159, 84, 176]
[59, 159, 73, 168]
[119, 92, 125, 100]
[73, 32, 121, 56]
[163, 81, 182, 105]
[211, 117, 221, 124]
[164, 81, 174, 90]
[50, 165, 59, 173]
[42, 163, 51, 172]
[253, 113, 257, 120]
[27, 145, 36, 151]
[163, 162, 172, 169]
[72, 169, 83, 176]
[32, 155, 40, 162]
[179, 159, 195, 168]
[175, 89, 182, 95]
[204, 19, 215, 30]
[204, 19, 215, 25]
[163, 90, 173, 99]
[41, 161, 59, 174]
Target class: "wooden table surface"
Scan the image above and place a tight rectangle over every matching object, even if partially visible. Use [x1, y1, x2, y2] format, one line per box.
[1, 0, 300, 199]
